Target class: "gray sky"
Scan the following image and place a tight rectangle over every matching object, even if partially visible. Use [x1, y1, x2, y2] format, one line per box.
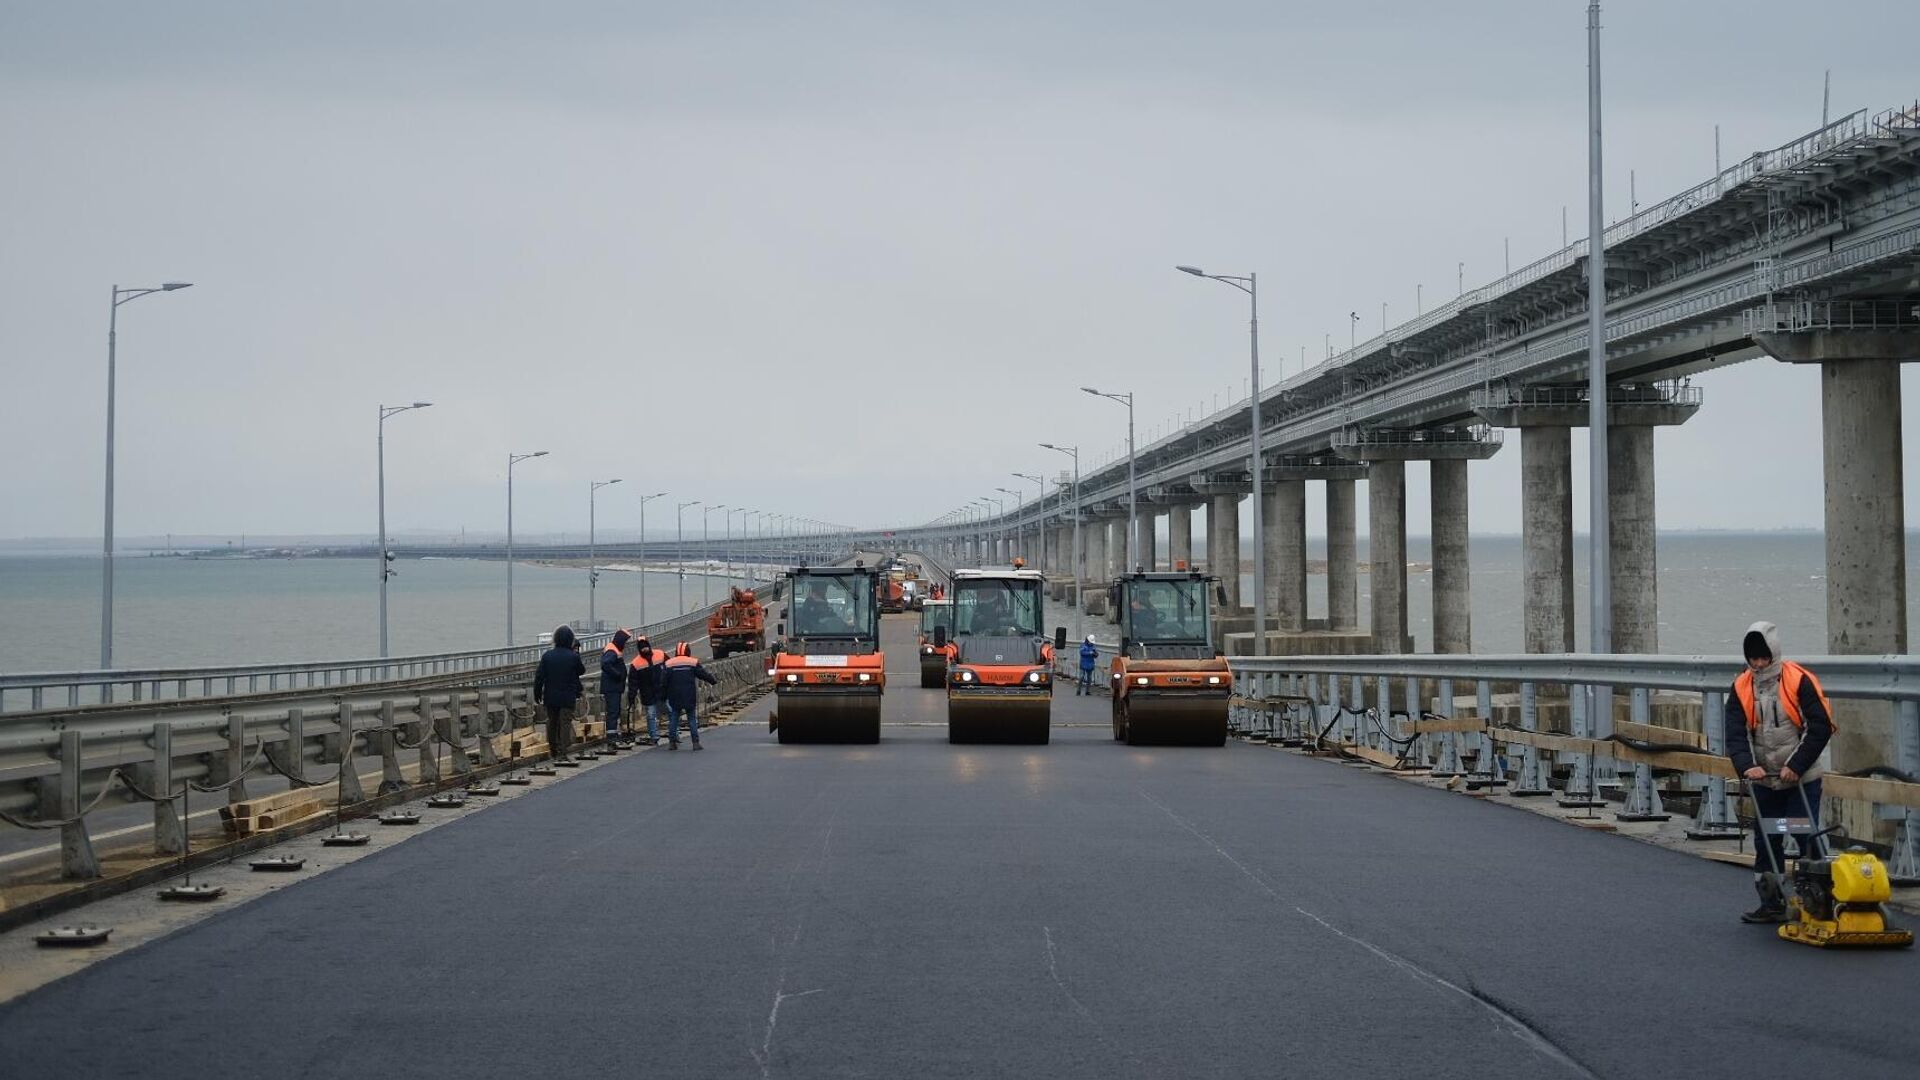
[4, 1, 1917, 543]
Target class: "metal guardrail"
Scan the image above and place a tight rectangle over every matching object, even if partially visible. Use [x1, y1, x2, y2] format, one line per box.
[1226, 652, 1920, 879]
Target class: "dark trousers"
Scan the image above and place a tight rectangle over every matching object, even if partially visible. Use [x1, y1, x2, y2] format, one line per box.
[603, 692, 623, 736]
[1078, 669, 1094, 695]
[545, 704, 575, 758]
[1752, 778, 1823, 873]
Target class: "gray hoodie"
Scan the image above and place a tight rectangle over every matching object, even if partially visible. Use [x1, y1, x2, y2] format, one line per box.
[1726, 620, 1831, 788]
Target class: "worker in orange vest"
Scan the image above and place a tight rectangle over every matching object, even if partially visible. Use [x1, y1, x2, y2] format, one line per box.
[598, 628, 632, 742]
[1723, 620, 1834, 924]
[626, 636, 667, 746]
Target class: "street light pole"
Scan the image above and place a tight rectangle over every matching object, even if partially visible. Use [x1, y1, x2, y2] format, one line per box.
[1040, 443, 1080, 619]
[101, 281, 193, 671]
[1082, 387, 1136, 570]
[378, 401, 433, 656]
[637, 491, 667, 627]
[676, 500, 700, 614]
[506, 450, 550, 646]
[1177, 264, 1265, 651]
[588, 478, 623, 631]
[1586, 0, 1612, 661]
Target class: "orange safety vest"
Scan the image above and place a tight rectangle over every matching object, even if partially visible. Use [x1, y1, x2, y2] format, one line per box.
[604, 641, 623, 656]
[1733, 661, 1835, 731]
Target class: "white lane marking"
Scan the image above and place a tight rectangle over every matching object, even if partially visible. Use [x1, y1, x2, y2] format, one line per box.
[1138, 790, 1597, 1080]
[1042, 926, 1096, 1024]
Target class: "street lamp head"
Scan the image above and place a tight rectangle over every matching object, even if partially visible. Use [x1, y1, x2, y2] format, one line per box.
[161, 282, 193, 291]
[530, 450, 548, 458]
[608, 478, 624, 485]
[1175, 265, 1207, 277]
[412, 401, 433, 409]
[1080, 387, 1101, 396]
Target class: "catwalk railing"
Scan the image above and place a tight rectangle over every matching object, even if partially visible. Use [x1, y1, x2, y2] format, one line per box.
[1226, 652, 1920, 880]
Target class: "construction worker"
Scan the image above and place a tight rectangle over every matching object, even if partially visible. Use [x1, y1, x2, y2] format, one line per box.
[626, 636, 666, 745]
[661, 641, 717, 750]
[1077, 635, 1099, 696]
[531, 624, 586, 761]
[599, 628, 631, 742]
[1724, 620, 1834, 924]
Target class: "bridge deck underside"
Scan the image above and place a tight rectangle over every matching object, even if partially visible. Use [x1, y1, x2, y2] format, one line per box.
[3, 616, 1916, 1078]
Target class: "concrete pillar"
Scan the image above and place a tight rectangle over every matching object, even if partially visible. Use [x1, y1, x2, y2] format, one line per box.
[1137, 511, 1159, 572]
[1521, 425, 1575, 653]
[1367, 461, 1407, 652]
[1083, 521, 1107, 607]
[1326, 479, 1357, 631]
[1107, 517, 1127, 578]
[1211, 494, 1241, 607]
[1268, 478, 1307, 631]
[1430, 458, 1471, 653]
[1822, 359, 1907, 778]
[1169, 504, 1193, 570]
[1608, 425, 1658, 653]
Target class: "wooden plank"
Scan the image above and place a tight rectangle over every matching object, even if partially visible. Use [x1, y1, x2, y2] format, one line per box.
[1614, 720, 1706, 749]
[1341, 744, 1415, 770]
[1410, 718, 1486, 734]
[1826, 773, 1920, 811]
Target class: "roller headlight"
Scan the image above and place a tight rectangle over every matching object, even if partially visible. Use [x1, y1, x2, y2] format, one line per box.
[958, 670, 975, 683]
[766, 668, 777, 677]
[857, 672, 872, 682]
[1136, 676, 1149, 686]
[785, 673, 800, 683]
[1026, 671, 1043, 684]
[1207, 676, 1222, 685]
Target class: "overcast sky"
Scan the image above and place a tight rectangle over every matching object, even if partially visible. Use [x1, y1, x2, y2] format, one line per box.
[4, 1, 1917, 544]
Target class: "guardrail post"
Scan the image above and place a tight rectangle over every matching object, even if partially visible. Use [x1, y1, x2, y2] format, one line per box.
[1510, 681, 1551, 796]
[475, 696, 500, 767]
[221, 712, 252, 803]
[1685, 690, 1740, 838]
[273, 707, 307, 784]
[1466, 679, 1506, 788]
[1430, 678, 1463, 778]
[149, 721, 184, 854]
[55, 730, 101, 879]
[335, 703, 366, 804]
[1558, 687, 1605, 809]
[378, 700, 406, 793]
[417, 699, 441, 784]
[447, 696, 473, 776]
[1617, 687, 1670, 821]
[1885, 700, 1919, 879]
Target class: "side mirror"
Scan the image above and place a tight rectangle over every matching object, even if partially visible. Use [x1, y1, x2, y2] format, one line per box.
[776, 622, 786, 637]
[1215, 583, 1228, 606]
[1053, 626, 1068, 650]
[934, 626, 947, 648]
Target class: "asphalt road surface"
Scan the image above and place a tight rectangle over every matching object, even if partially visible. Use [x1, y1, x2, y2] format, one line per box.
[2, 609, 1915, 1079]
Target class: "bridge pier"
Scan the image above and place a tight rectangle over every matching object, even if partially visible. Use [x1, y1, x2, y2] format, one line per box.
[1264, 474, 1307, 631]
[1083, 515, 1109, 613]
[1136, 510, 1159, 572]
[1106, 516, 1128, 578]
[1757, 322, 1920, 843]
[1430, 458, 1472, 654]
[1193, 477, 1247, 608]
[1367, 461, 1408, 653]
[1168, 502, 1194, 570]
[1326, 478, 1358, 632]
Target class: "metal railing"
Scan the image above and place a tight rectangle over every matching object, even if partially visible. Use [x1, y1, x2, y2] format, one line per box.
[1226, 652, 1920, 879]
[1744, 298, 1920, 336]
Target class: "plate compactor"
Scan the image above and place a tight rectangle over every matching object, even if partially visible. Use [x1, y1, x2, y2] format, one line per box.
[1752, 780, 1913, 949]
[767, 565, 885, 744]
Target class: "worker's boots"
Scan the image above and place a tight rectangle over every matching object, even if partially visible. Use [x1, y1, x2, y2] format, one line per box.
[1741, 875, 1788, 923]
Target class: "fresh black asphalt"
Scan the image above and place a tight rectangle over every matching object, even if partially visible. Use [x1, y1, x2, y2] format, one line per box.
[2, 614, 1916, 1079]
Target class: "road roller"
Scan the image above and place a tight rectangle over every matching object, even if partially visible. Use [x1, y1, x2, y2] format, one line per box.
[943, 568, 1064, 744]
[918, 598, 954, 688]
[1109, 571, 1232, 746]
[767, 565, 884, 744]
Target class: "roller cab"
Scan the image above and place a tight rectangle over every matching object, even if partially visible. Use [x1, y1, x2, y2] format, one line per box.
[768, 565, 884, 744]
[1108, 572, 1232, 746]
[945, 568, 1060, 744]
[918, 598, 954, 688]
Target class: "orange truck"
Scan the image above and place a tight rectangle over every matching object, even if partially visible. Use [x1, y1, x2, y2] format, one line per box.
[707, 586, 766, 659]
[767, 566, 885, 744]
[1108, 571, 1232, 746]
[940, 568, 1064, 744]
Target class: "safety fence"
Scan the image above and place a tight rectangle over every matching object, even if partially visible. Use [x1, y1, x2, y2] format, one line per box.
[0, 626, 776, 887]
[1225, 653, 1920, 881]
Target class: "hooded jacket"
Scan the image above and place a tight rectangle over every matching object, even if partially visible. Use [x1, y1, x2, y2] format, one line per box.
[1078, 639, 1099, 672]
[1723, 621, 1832, 788]
[532, 626, 586, 709]
[599, 629, 631, 696]
[627, 646, 666, 707]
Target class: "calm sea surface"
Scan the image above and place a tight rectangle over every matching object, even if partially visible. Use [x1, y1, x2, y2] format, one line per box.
[2, 533, 1915, 672]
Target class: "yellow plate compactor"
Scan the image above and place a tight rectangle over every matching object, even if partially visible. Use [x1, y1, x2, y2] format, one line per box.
[1757, 781, 1913, 949]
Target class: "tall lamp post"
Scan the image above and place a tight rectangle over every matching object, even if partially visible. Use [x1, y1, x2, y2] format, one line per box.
[637, 491, 667, 627]
[1039, 443, 1080, 616]
[703, 504, 729, 608]
[588, 478, 623, 631]
[1177, 263, 1266, 652]
[996, 486, 1025, 563]
[676, 500, 700, 614]
[100, 281, 193, 671]
[1012, 472, 1045, 568]
[506, 450, 549, 646]
[1082, 386, 1136, 570]
[378, 401, 433, 657]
